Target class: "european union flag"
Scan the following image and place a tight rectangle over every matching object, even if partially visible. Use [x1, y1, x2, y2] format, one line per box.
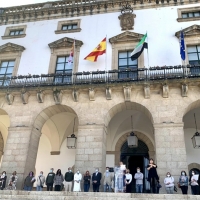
[180, 31, 185, 61]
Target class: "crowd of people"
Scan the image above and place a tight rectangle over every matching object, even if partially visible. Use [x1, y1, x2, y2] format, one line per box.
[0, 159, 199, 195]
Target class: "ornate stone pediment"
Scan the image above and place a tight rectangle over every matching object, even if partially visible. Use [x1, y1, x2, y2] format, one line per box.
[48, 37, 83, 49]
[175, 25, 200, 38]
[0, 42, 25, 53]
[109, 31, 144, 44]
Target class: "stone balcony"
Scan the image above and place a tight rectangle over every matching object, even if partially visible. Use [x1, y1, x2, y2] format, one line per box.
[0, 191, 200, 200]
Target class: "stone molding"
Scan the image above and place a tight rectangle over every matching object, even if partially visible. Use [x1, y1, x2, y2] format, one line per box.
[188, 163, 200, 171]
[162, 84, 169, 98]
[50, 151, 60, 155]
[48, 37, 83, 74]
[0, 0, 195, 26]
[123, 86, 132, 101]
[109, 31, 144, 69]
[5, 93, 14, 105]
[144, 85, 150, 99]
[154, 122, 184, 128]
[0, 42, 25, 53]
[36, 90, 45, 103]
[118, 13, 136, 31]
[72, 89, 79, 102]
[105, 87, 112, 100]
[89, 88, 95, 101]
[175, 24, 200, 38]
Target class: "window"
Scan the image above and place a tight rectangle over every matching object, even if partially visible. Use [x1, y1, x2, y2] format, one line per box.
[177, 7, 200, 22]
[118, 51, 138, 79]
[187, 45, 200, 65]
[62, 24, 78, 30]
[54, 56, 73, 83]
[55, 19, 81, 34]
[9, 30, 24, 36]
[2, 25, 27, 40]
[182, 12, 200, 18]
[0, 60, 15, 86]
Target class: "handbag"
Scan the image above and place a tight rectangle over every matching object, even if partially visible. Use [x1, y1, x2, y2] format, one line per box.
[39, 176, 43, 188]
[177, 182, 180, 188]
[174, 186, 177, 192]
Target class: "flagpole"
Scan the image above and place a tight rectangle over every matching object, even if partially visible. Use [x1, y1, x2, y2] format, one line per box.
[72, 39, 75, 84]
[105, 35, 107, 83]
[146, 31, 149, 68]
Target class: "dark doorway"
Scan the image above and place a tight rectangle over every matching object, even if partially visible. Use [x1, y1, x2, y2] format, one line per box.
[120, 140, 149, 193]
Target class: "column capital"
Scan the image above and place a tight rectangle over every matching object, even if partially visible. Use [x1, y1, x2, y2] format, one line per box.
[153, 122, 184, 128]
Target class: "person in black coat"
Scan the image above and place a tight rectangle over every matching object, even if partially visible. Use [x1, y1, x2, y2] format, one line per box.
[92, 168, 102, 192]
[0, 171, 7, 190]
[147, 158, 159, 194]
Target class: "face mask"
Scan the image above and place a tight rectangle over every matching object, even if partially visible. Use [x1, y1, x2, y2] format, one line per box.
[106, 170, 109, 172]
[192, 173, 195, 175]
[95, 169, 98, 172]
[182, 172, 185, 176]
[167, 175, 170, 177]
[137, 170, 140, 173]
[50, 170, 53, 173]
[3, 173, 5, 176]
[77, 171, 79, 174]
[69, 170, 72, 172]
[40, 173, 43, 176]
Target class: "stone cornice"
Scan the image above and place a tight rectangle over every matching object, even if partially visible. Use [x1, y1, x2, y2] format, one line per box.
[0, 42, 25, 53]
[175, 24, 200, 38]
[0, 0, 197, 26]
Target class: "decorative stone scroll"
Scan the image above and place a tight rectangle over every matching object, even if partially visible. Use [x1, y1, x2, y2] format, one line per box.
[21, 91, 29, 104]
[53, 89, 62, 104]
[89, 88, 95, 101]
[182, 84, 188, 97]
[123, 86, 132, 101]
[36, 90, 44, 103]
[163, 84, 169, 98]
[5, 93, 14, 105]
[106, 87, 112, 100]
[144, 85, 150, 99]
[72, 89, 79, 102]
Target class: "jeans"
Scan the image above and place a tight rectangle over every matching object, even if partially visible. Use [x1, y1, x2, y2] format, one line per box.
[166, 186, 174, 194]
[84, 184, 90, 192]
[136, 184, 143, 193]
[104, 184, 111, 192]
[191, 185, 199, 195]
[47, 183, 53, 191]
[37, 186, 43, 191]
[24, 186, 32, 191]
[180, 186, 188, 194]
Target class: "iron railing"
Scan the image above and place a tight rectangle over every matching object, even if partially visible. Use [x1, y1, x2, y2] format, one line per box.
[1, 65, 200, 88]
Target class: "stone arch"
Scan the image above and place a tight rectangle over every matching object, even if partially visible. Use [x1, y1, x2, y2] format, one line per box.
[183, 99, 200, 117]
[188, 163, 200, 171]
[114, 131, 155, 164]
[0, 132, 4, 161]
[104, 102, 153, 127]
[32, 104, 78, 133]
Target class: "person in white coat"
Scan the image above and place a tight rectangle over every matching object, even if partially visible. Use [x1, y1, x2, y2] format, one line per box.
[164, 172, 174, 194]
[73, 170, 82, 192]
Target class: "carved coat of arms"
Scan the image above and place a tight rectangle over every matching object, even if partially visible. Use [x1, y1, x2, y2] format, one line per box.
[118, 3, 136, 31]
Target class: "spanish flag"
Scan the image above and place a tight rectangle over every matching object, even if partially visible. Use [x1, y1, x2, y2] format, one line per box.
[84, 37, 106, 62]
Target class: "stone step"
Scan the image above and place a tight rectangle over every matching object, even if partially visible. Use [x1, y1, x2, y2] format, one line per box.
[0, 191, 199, 200]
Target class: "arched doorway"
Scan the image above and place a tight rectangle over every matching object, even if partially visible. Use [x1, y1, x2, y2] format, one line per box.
[121, 140, 149, 192]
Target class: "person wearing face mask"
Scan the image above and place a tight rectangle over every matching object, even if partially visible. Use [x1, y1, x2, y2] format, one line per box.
[36, 171, 45, 191]
[179, 170, 188, 194]
[23, 171, 35, 191]
[46, 168, 55, 191]
[92, 168, 102, 192]
[134, 167, 144, 193]
[64, 167, 74, 192]
[73, 169, 82, 192]
[164, 172, 174, 194]
[125, 169, 132, 193]
[83, 171, 91, 192]
[5, 171, 18, 190]
[0, 171, 7, 190]
[103, 167, 113, 192]
[54, 169, 64, 191]
[189, 170, 199, 195]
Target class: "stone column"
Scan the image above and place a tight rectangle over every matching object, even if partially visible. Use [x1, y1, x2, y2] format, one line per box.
[154, 123, 188, 193]
[0, 126, 41, 189]
[75, 124, 106, 174]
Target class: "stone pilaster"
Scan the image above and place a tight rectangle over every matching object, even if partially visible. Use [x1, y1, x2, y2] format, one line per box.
[0, 126, 41, 189]
[75, 124, 106, 174]
[154, 123, 188, 193]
